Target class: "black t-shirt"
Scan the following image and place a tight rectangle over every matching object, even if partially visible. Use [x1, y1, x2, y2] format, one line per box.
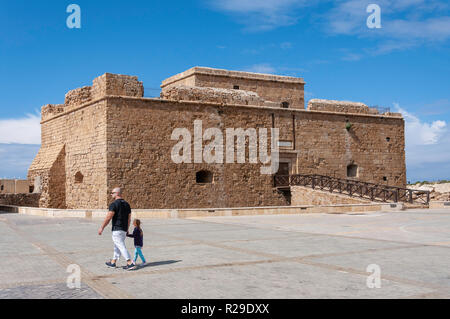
[108, 199, 131, 232]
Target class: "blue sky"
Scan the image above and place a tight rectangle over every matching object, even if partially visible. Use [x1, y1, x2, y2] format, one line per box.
[0, 0, 449, 182]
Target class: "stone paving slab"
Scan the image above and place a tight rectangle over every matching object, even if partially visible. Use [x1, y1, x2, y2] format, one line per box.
[308, 245, 450, 289]
[105, 261, 435, 299]
[220, 234, 410, 259]
[69, 242, 267, 277]
[0, 209, 449, 298]
[0, 254, 68, 287]
[0, 283, 103, 299]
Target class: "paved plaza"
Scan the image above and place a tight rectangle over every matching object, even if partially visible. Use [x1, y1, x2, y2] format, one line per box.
[0, 209, 449, 299]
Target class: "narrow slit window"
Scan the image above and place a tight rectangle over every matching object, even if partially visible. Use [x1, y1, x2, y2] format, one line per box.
[347, 164, 358, 178]
[196, 170, 213, 184]
[75, 172, 84, 183]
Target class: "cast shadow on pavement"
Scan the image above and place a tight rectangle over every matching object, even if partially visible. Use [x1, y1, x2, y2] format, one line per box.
[133, 260, 182, 270]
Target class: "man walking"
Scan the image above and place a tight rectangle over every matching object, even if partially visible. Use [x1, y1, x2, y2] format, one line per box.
[98, 187, 135, 270]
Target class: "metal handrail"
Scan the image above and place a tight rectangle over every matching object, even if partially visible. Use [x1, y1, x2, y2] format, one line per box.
[274, 174, 430, 205]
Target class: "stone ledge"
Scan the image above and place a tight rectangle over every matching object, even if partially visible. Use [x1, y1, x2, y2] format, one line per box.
[0, 203, 403, 219]
[307, 99, 402, 117]
[429, 201, 450, 209]
[0, 194, 40, 208]
[110, 95, 406, 119]
[41, 94, 406, 124]
[161, 66, 305, 88]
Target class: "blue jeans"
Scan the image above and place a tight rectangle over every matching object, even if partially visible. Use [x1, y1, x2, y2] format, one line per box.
[133, 246, 146, 263]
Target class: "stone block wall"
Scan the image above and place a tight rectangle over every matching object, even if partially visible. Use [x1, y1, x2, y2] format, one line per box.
[291, 186, 372, 206]
[41, 104, 65, 122]
[0, 180, 15, 194]
[105, 94, 405, 209]
[160, 85, 267, 106]
[0, 193, 41, 207]
[36, 100, 108, 209]
[293, 111, 406, 187]
[65, 86, 92, 111]
[106, 97, 288, 209]
[307, 99, 403, 117]
[92, 73, 144, 99]
[29, 69, 406, 209]
[28, 145, 66, 208]
[0, 179, 31, 194]
[30, 73, 145, 209]
[161, 67, 305, 109]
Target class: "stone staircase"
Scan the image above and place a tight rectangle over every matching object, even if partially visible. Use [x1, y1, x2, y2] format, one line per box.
[274, 174, 430, 206]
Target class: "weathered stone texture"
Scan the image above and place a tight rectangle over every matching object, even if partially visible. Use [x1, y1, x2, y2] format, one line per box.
[28, 145, 66, 208]
[308, 99, 402, 117]
[29, 99, 108, 209]
[28, 68, 406, 209]
[0, 193, 40, 207]
[161, 85, 267, 106]
[106, 98, 288, 209]
[65, 86, 92, 110]
[92, 73, 143, 99]
[41, 104, 65, 122]
[0, 180, 15, 194]
[293, 112, 406, 187]
[291, 186, 372, 206]
[162, 67, 305, 109]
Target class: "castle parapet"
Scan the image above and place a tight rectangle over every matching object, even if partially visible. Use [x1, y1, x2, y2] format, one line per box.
[161, 85, 270, 106]
[41, 104, 65, 121]
[161, 67, 305, 109]
[307, 99, 402, 117]
[41, 73, 144, 121]
[65, 86, 92, 110]
[92, 73, 144, 99]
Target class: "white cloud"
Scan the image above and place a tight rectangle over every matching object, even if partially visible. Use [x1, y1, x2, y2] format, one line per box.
[394, 103, 450, 181]
[208, 0, 313, 31]
[242, 63, 277, 74]
[395, 103, 446, 146]
[326, 0, 450, 56]
[0, 113, 41, 144]
[208, 0, 450, 55]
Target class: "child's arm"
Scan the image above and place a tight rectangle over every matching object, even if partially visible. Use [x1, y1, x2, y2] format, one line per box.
[126, 229, 135, 238]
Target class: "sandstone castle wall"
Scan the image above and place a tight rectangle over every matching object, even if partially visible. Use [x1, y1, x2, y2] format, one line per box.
[28, 68, 406, 209]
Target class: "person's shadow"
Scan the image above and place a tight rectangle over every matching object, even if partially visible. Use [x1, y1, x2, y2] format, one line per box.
[133, 260, 181, 270]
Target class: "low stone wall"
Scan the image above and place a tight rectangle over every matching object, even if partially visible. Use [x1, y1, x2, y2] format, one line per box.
[291, 186, 373, 206]
[161, 85, 267, 106]
[0, 193, 41, 208]
[429, 201, 450, 209]
[307, 99, 378, 115]
[0, 202, 402, 218]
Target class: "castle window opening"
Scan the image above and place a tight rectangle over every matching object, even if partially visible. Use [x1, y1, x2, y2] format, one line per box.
[233, 85, 240, 90]
[276, 162, 290, 176]
[75, 171, 84, 183]
[347, 164, 358, 178]
[196, 170, 213, 184]
[386, 137, 391, 142]
[279, 188, 292, 205]
[281, 102, 290, 108]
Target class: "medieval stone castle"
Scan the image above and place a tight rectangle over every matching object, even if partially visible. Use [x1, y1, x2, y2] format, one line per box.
[28, 67, 406, 209]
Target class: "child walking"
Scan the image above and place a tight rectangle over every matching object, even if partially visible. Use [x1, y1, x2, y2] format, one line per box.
[127, 219, 146, 266]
